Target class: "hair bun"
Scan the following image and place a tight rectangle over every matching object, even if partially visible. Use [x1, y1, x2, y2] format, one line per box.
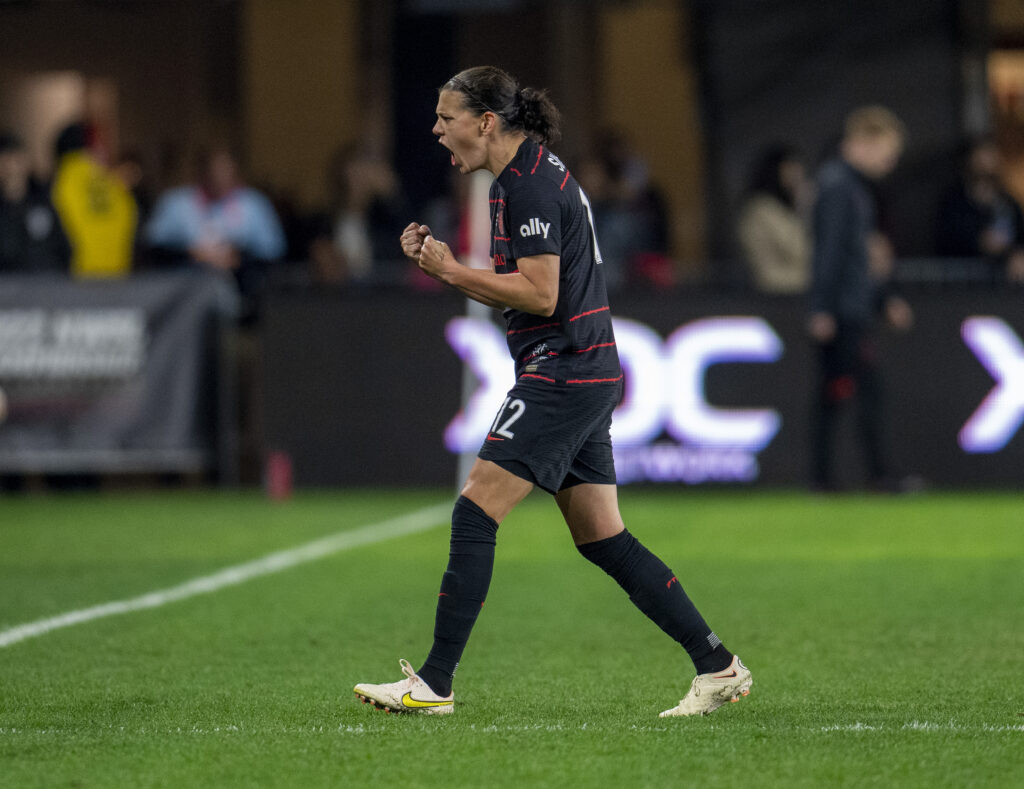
[515, 87, 562, 145]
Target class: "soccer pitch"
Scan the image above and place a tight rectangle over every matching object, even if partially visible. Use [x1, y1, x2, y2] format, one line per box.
[1, 489, 1021, 788]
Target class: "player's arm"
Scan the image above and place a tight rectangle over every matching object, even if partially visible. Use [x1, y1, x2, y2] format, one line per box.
[418, 235, 559, 317]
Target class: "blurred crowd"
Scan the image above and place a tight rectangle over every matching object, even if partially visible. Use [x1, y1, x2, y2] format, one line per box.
[736, 133, 1024, 294]
[0, 120, 675, 312]
[3, 116, 1024, 316]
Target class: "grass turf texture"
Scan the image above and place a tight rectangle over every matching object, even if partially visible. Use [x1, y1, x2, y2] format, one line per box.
[1, 489, 1022, 788]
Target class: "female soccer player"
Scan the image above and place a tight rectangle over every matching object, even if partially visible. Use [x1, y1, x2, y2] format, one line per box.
[354, 66, 751, 717]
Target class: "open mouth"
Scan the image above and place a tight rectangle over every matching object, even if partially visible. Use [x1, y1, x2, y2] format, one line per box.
[440, 140, 460, 169]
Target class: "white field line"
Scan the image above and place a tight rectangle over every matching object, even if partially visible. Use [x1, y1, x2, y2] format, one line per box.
[0, 502, 451, 650]
[3, 721, 1022, 737]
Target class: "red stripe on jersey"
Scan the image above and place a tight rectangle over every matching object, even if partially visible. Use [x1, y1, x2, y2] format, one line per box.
[569, 306, 610, 322]
[510, 167, 522, 176]
[489, 198, 506, 205]
[506, 321, 561, 336]
[531, 145, 544, 175]
[486, 436, 504, 441]
[574, 341, 616, 354]
[560, 171, 571, 191]
[494, 236, 511, 241]
[520, 373, 556, 383]
[566, 375, 624, 384]
[523, 349, 559, 362]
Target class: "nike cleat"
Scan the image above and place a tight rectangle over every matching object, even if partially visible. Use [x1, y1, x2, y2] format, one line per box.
[354, 659, 454, 715]
[659, 655, 752, 717]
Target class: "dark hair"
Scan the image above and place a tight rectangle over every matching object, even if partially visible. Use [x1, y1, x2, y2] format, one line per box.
[747, 144, 801, 207]
[441, 66, 561, 145]
[55, 122, 88, 158]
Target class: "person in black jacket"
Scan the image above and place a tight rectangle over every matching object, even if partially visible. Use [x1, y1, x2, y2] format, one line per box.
[808, 106, 913, 491]
[0, 131, 70, 273]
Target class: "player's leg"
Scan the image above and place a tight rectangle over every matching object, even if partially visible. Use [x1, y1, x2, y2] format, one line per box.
[416, 459, 532, 696]
[558, 411, 752, 717]
[460, 456, 535, 524]
[354, 459, 531, 713]
[557, 482, 733, 674]
[553, 379, 733, 674]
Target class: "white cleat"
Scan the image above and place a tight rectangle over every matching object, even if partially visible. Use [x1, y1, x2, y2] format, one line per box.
[659, 655, 752, 717]
[354, 659, 454, 715]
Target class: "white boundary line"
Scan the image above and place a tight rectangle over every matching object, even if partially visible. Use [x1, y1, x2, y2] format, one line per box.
[0, 502, 451, 650]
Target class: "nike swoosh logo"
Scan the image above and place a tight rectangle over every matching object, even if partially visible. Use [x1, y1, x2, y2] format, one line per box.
[714, 670, 738, 679]
[401, 692, 453, 709]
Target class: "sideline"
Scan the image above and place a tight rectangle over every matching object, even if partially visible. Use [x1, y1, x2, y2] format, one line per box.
[0, 502, 451, 649]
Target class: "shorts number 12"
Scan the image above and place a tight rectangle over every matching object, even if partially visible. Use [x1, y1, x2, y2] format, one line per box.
[491, 397, 526, 439]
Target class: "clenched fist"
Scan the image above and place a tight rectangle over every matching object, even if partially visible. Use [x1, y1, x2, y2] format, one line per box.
[400, 222, 431, 261]
[417, 235, 453, 279]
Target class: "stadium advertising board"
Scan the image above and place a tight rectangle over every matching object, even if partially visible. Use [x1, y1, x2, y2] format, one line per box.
[444, 315, 784, 484]
[0, 271, 234, 474]
[262, 290, 1024, 488]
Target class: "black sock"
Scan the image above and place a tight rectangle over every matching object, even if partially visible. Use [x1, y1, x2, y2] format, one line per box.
[577, 529, 733, 674]
[418, 496, 498, 696]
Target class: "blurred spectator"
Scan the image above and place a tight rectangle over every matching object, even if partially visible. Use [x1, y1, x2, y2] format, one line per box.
[593, 126, 651, 204]
[736, 145, 812, 294]
[936, 137, 1024, 284]
[808, 106, 914, 492]
[145, 145, 285, 300]
[114, 148, 155, 266]
[0, 130, 70, 273]
[51, 122, 137, 278]
[576, 129, 671, 290]
[114, 149, 153, 226]
[303, 144, 409, 287]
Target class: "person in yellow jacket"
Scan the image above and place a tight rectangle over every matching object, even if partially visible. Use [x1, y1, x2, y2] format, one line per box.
[51, 123, 137, 278]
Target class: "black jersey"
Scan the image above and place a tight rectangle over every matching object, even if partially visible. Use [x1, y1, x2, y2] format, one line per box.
[489, 138, 622, 385]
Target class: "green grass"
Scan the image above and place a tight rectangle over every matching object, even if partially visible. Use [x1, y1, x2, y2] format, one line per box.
[1, 489, 1022, 788]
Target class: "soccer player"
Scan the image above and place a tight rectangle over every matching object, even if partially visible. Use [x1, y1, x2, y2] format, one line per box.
[354, 66, 751, 717]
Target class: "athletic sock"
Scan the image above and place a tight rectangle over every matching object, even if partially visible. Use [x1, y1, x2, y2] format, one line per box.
[577, 529, 733, 674]
[418, 496, 499, 697]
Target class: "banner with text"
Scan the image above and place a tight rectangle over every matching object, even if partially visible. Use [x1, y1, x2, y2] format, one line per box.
[0, 271, 236, 473]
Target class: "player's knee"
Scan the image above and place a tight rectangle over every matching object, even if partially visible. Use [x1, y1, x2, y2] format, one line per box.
[451, 495, 499, 547]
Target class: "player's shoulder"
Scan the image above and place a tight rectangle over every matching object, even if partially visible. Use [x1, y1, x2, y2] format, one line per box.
[530, 145, 573, 186]
[507, 145, 575, 201]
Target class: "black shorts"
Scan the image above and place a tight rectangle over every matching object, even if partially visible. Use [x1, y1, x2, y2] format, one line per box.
[477, 378, 621, 494]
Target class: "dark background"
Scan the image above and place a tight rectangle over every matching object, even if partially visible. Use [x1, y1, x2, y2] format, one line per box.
[691, 0, 967, 281]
